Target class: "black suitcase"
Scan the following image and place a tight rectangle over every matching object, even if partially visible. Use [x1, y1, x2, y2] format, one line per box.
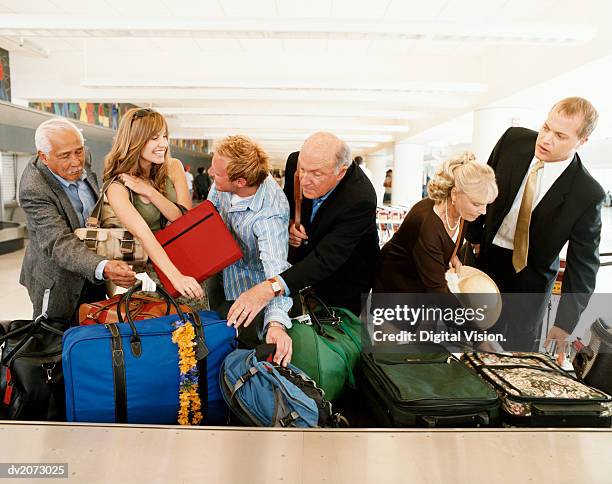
[462, 352, 612, 427]
[573, 318, 612, 395]
[0, 314, 67, 421]
[360, 346, 499, 428]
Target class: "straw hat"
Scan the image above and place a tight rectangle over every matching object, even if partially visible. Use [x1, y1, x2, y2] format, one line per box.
[446, 266, 502, 330]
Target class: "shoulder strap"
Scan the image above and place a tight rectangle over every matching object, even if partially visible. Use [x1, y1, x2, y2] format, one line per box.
[87, 176, 134, 228]
[450, 218, 465, 261]
[293, 164, 302, 229]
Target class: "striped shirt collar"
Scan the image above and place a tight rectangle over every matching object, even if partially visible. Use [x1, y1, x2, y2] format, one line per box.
[228, 175, 274, 213]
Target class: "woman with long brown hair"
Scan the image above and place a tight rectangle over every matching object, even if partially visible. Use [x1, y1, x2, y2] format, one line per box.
[104, 107, 206, 305]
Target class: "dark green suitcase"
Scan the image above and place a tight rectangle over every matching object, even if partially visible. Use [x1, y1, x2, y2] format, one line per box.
[360, 346, 499, 427]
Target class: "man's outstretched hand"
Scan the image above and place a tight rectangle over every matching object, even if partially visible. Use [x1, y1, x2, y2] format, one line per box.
[227, 282, 274, 328]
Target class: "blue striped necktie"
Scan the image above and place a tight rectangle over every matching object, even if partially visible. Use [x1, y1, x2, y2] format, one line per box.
[67, 183, 84, 224]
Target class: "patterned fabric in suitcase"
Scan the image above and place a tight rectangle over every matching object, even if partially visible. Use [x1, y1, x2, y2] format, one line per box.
[462, 352, 612, 427]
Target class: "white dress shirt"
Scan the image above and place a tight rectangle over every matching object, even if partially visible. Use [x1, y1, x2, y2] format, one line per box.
[493, 155, 574, 249]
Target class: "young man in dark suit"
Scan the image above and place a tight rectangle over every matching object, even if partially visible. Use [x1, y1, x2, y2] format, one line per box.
[468, 97, 604, 352]
[227, 132, 379, 329]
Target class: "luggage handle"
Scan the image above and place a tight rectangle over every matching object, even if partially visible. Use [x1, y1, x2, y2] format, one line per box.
[119, 282, 208, 360]
[0, 315, 66, 366]
[299, 288, 342, 338]
[418, 412, 489, 428]
[116, 293, 172, 322]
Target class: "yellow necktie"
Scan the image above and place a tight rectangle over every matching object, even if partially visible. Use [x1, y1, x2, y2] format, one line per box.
[512, 159, 544, 273]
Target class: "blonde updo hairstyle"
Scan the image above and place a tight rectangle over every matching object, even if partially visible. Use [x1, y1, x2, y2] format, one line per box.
[427, 151, 498, 204]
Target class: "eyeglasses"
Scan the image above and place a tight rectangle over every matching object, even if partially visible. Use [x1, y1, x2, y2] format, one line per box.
[129, 108, 154, 129]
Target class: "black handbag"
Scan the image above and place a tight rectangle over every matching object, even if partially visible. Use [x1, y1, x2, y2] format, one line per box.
[0, 313, 68, 421]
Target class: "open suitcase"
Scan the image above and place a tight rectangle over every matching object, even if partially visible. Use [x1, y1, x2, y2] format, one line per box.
[360, 345, 499, 427]
[462, 352, 612, 427]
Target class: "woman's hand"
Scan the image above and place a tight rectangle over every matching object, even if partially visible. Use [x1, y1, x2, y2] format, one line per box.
[119, 174, 155, 201]
[169, 273, 204, 299]
[450, 254, 462, 276]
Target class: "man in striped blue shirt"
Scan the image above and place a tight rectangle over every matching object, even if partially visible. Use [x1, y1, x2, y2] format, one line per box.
[208, 135, 293, 366]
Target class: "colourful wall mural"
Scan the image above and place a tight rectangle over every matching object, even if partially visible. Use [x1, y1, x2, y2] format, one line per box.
[0, 48, 11, 102]
[28, 101, 208, 153]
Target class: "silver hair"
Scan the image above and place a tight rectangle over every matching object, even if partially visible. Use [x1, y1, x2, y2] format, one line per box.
[35, 118, 84, 155]
[334, 141, 351, 173]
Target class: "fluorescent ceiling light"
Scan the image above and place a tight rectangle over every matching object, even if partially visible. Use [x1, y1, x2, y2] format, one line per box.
[0, 15, 596, 45]
[172, 131, 393, 143]
[181, 122, 409, 133]
[260, 141, 379, 149]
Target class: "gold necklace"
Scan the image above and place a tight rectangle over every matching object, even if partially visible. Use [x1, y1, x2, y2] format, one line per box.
[445, 199, 460, 232]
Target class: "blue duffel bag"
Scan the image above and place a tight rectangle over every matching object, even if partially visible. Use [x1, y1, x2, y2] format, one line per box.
[63, 284, 236, 424]
[220, 347, 347, 428]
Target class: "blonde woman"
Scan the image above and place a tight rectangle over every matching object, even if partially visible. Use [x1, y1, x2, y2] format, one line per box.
[103, 108, 206, 306]
[374, 152, 498, 293]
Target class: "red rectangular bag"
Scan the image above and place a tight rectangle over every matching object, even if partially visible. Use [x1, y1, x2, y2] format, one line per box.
[153, 200, 242, 297]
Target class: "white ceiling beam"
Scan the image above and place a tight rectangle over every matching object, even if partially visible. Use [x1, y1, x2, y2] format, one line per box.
[156, 106, 425, 120]
[81, 79, 488, 94]
[0, 15, 596, 45]
[63, 86, 476, 107]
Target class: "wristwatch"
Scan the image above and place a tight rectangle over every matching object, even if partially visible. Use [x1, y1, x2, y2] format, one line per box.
[268, 277, 283, 297]
[267, 321, 286, 331]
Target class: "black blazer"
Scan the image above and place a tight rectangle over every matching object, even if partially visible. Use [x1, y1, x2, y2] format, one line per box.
[468, 127, 605, 332]
[280, 159, 379, 314]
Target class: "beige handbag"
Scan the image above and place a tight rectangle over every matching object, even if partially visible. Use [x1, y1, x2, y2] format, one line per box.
[74, 178, 148, 269]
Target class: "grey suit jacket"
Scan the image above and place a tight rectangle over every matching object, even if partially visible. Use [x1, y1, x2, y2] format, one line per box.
[19, 156, 105, 320]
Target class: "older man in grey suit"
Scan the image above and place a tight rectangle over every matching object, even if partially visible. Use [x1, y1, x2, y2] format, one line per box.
[19, 118, 136, 321]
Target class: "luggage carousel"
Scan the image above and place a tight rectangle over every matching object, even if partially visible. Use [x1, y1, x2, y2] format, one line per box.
[0, 422, 610, 483]
[0, 221, 25, 256]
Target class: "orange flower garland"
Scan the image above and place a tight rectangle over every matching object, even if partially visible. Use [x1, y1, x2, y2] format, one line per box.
[172, 320, 203, 425]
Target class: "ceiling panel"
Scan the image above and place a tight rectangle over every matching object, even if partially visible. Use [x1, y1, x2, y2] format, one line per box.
[166, 0, 225, 17]
[384, 0, 448, 20]
[50, 0, 114, 15]
[239, 38, 284, 55]
[220, 0, 277, 18]
[276, 0, 331, 18]
[195, 38, 244, 54]
[2, 0, 58, 14]
[83, 38, 189, 52]
[331, 0, 392, 19]
[437, 0, 510, 20]
[327, 39, 372, 55]
[103, 0, 172, 17]
[366, 39, 489, 57]
[282, 39, 328, 53]
[28, 37, 81, 51]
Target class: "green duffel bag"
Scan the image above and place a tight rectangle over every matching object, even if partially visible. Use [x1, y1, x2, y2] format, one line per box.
[288, 292, 362, 401]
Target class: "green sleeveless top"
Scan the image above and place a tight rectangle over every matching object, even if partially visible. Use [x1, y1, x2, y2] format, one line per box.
[133, 177, 178, 232]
